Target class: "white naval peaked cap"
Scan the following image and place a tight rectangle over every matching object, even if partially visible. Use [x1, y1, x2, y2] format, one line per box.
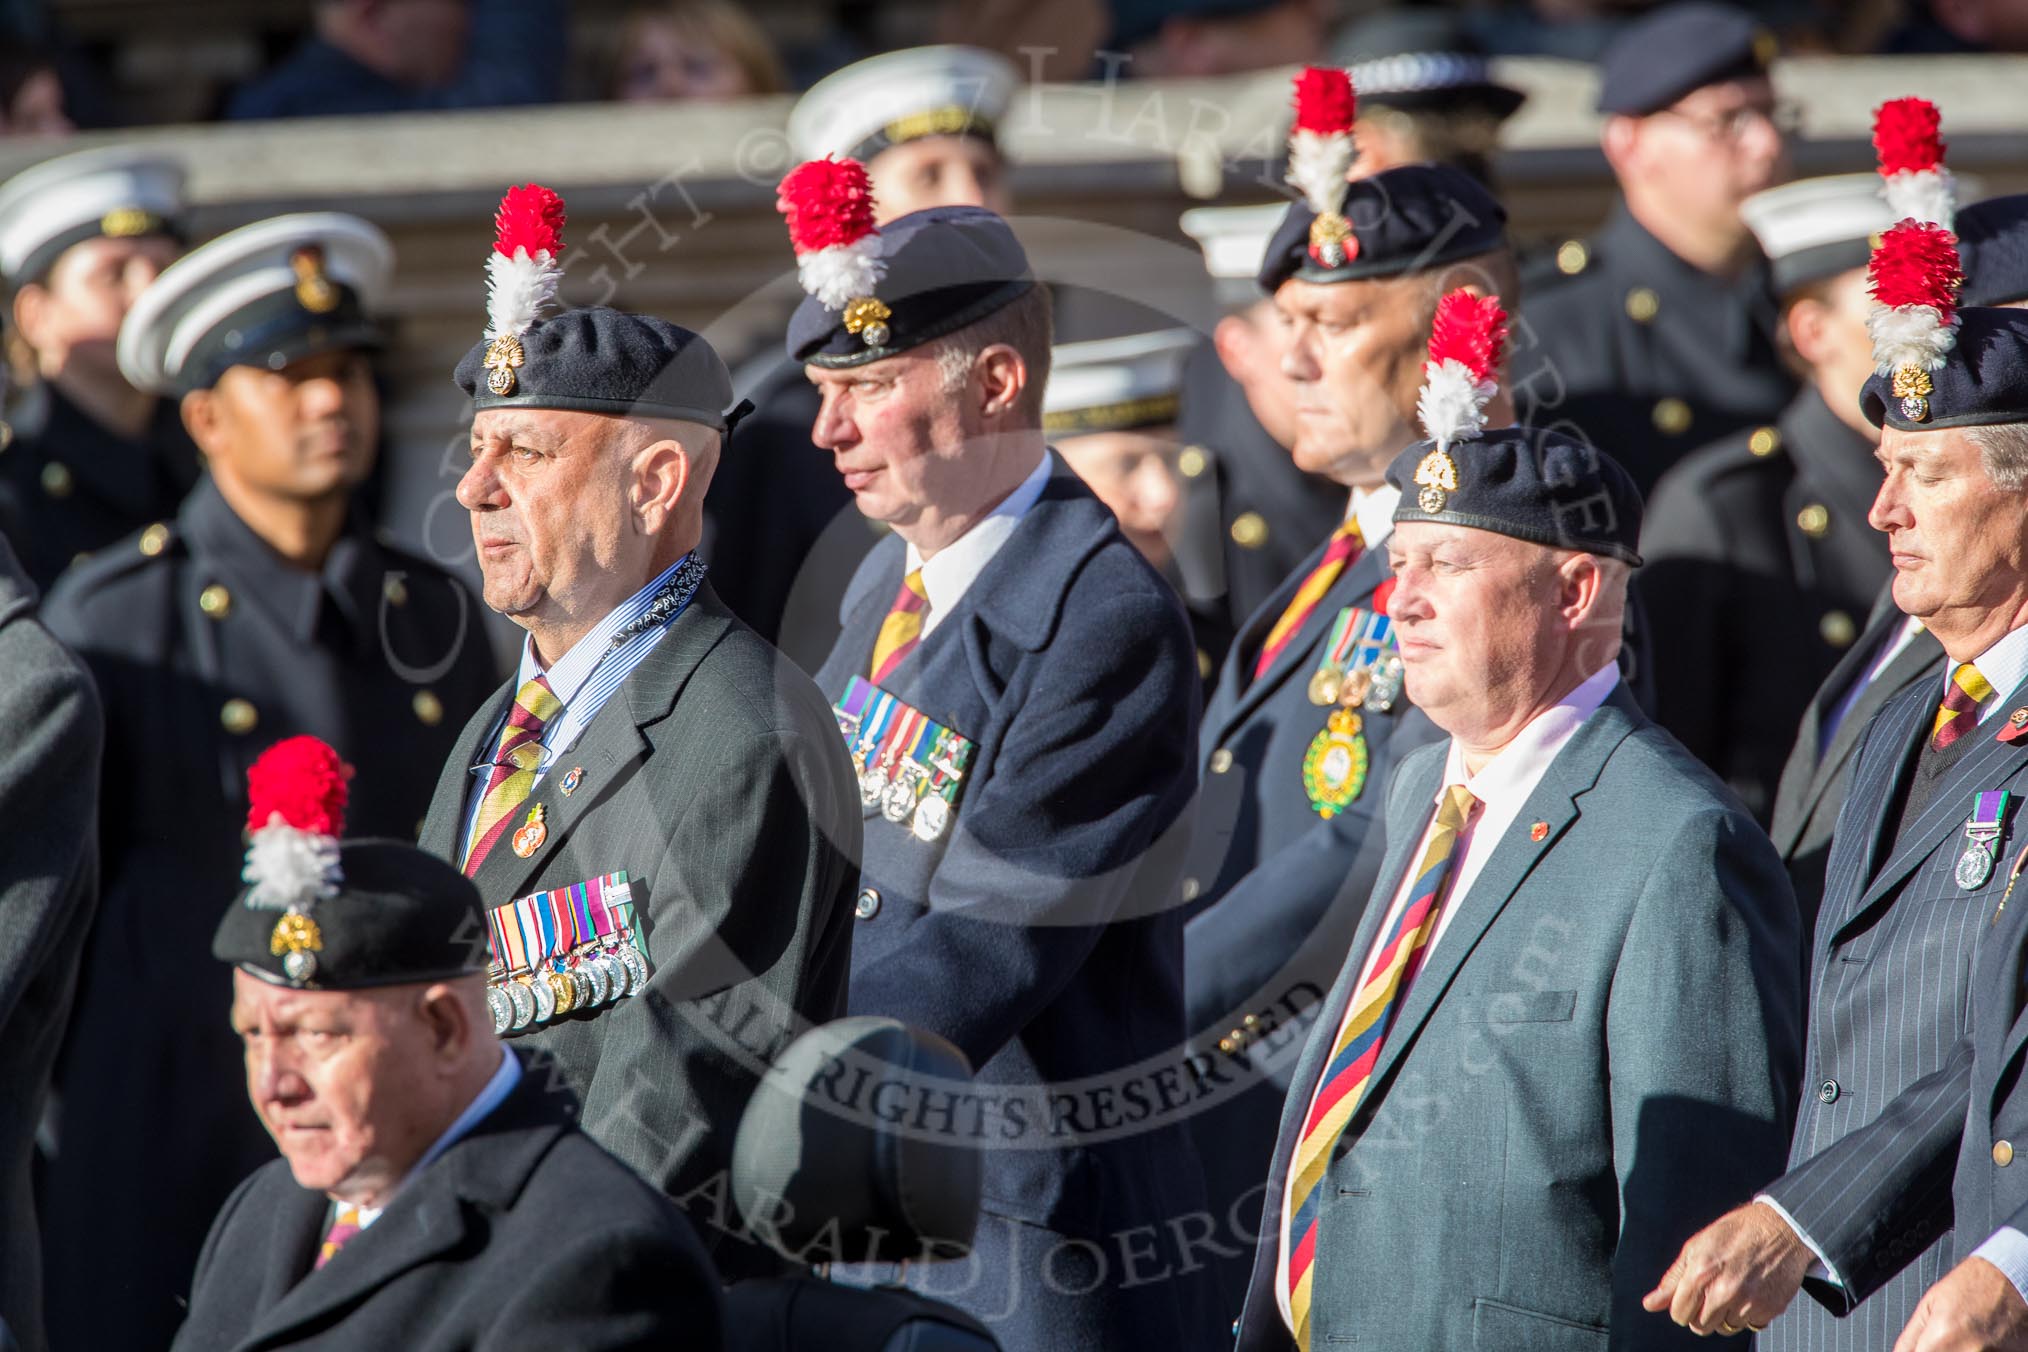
[1178, 203, 1285, 282]
[1741, 173, 1938, 295]
[788, 45, 1019, 164]
[0, 146, 186, 284]
[1043, 328, 1197, 437]
[118, 212, 394, 396]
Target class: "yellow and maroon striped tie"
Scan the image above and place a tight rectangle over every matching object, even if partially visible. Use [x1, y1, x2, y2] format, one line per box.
[1255, 522, 1363, 680]
[1285, 783, 1478, 1349]
[869, 569, 928, 684]
[1932, 662, 1994, 751]
[315, 1204, 362, 1270]
[463, 674, 560, 875]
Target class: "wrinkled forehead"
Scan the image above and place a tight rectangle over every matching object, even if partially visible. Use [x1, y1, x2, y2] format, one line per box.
[470, 404, 615, 447]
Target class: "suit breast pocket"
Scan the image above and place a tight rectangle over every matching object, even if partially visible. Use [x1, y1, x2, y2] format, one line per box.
[1473, 1297, 1607, 1351]
[1454, 990, 1579, 1024]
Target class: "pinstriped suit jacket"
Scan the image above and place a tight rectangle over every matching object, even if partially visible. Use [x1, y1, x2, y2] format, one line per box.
[1759, 670, 2028, 1349]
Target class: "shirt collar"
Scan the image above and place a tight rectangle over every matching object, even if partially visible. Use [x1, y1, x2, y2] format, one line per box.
[350, 1045, 519, 1229]
[1348, 482, 1400, 548]
[178, 477, 374, 645]
[1441, 662, 1621, 803]
[1957, 623, 2028, 709]
[905, 452, 1052, 618]
[516, 553, 693, 701]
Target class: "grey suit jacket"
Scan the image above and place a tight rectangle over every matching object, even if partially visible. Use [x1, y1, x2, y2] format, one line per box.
[1761, 669, 2028, 1349]
[1234, 686, 1802, 1352]
[0, 532, 101, 1352]
[1768, 594, 1943, 948]
[418, 583, 859, 1275]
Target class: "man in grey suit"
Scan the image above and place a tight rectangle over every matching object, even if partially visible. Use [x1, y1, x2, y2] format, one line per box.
[1646, 308, 2028, 1349]
[415, 189, 859, 1276]
[0, 532, 100, 1352]
[1232, 423, 1801, 1351]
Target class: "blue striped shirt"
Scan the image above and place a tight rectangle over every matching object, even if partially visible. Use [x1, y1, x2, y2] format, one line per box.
[459, 554, 696, 858]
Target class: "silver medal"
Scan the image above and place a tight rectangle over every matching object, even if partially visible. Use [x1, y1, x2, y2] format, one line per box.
[912, 794, 951, 842]
[506, 979, 536, 1031]
[576, 956, 609, 1006]
[881, 777, 917, 823]
[620, 942, 652, 992]
[1363, 655, 1405, 713]
[529, 971, 556, 1024]
[859, 765, 888, 805]
[597, 948, 630, 1000]
[1958, 840, 1996, 890]
[486, 985, 512, 1036]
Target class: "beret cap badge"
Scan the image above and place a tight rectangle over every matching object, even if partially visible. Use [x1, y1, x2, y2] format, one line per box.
[1287, 66, 1359, 269]
[779, 156, 889, 349]
[481, 184, 569, 398]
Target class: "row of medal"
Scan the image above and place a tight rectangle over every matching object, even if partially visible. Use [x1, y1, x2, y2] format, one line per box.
[1301, 606, 1403, 820]
[834, 676, 976, 844]
[484, 870, 653, 1036]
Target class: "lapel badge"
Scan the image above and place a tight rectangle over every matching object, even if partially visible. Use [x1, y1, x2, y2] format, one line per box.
[1413, 448, 1458, 514]
[560, 766, 585, 796]
[1529, 821, 1549, 843]
[2000, 709, 2028, 745]
[512, 803, 548, 858]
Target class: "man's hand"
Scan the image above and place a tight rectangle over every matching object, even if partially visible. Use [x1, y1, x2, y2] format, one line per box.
[1894, 1257, 2028, 1352]
[1643, 1201, 1814, 1336]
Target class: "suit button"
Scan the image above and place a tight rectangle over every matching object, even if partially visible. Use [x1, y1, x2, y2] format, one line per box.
[854, 888, 881, 920]
[1210, 748, 1233, 774]
[1230, 512, 1268, 549]
[1817, 1079, 1839, 1104]
[1626, 286, 1661, 323]
[1180, 877, 1201, 903]
[199, 584, 232, 620]
[1179, 446, 1209, 479]
[412, 689, 444, 726]
[219, 698, 258, 735]
[1819, 611, 1856, 648]
[1797, 503, 1831, 538]
[1651, 397, 1692, 436]
[1998, 1140, 2015, 1167]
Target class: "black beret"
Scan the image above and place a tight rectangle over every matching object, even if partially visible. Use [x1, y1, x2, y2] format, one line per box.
[1861, 306, 2028, 432]
[1386, 426, 1645, 566]
[1596, 2, 1774, 116]
[1257, 163, 1508, 294]
[456, 305, 740, 430]
[786, 205, 1033, 369]
[1958, 193, 2028, 309]
[214, 839, 490, 991]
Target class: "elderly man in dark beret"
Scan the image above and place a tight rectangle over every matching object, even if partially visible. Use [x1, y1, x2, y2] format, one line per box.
[177, 737, 721, 1349]
[414, 186, 859, 1276]
[1232, 344, 1800, 1348]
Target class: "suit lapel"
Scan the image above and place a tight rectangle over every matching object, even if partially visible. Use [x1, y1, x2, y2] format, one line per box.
[1832, 675, 2028, 945]
[1358, 693, 1634, 1102]
[1792, 625, 1942, 843]
[419, 677, 514, 857]
[467, 588, 732, 904]
[245, 1187, 473, 1345]
[1219, 542, 1386, 737]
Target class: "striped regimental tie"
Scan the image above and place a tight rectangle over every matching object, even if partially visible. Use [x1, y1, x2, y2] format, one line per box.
[315, 1204, 362, 1270]
[463, 674, 561, 875]
[1255, 522, 1364, 680]
[1932, 662, 1994, 751]
[869, 569, 929, 684]
[1285, 783, 1479, 1349]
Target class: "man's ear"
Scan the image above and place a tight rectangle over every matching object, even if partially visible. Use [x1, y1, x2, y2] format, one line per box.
[1560, 550, 1606, 624]
[1213, 314, 1255, 384]
[181, 387, 221, 462]
[11, 283, 48, 355]
[1785, 297, 1830, 369]
[416, 983, 475, 1062]
[1600, 115, 1641, 179]
[630, 437, 691, 533]
[975, 344, 1027, 419]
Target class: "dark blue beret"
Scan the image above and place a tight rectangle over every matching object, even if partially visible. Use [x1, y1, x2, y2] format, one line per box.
[786, 205, 1033, 369]
[1386, 426, 1645, 566]
[1596, 2, 1774, 116]
[214, 840, 489, 991]
[1256, 163, 1508, 294]
[1958, 193, 2028, 309]
[456, 305, 740, 430]
[1862, 307, 2028, 432]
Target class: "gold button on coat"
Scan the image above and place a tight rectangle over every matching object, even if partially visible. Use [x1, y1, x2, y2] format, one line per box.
[383, 575, 409, 607]
[220, 698, 258, 735]
[1230, 511, 1269, 549]
[40, 461, 72, 498]
[1179, 446, 1208, 479]
[1997, 1140, 2015, 1167]
[413, 690, 443, 726]
[139, 523, 170, 557]
[1652, 398, 1692, 436]
[1748, 427, 1780, 457]
[1556, 240, 1589, 275]
[1819, 611, 1856, 648]
[199, 585, 232, 619]
[1625, 287, 1660, 322]
[1210, 748, 1234, 774]
[1797, 504, 1830, 538]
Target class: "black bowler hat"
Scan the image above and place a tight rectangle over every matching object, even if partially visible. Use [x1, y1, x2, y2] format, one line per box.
[453, 184, 744, 431]
[1596, 2, 1775, 117]
[215, 737, 488, 991]
[1958, 193, 2028, 309]
[1257, 163, 1508, 293]
[778, 156, 1033, 370]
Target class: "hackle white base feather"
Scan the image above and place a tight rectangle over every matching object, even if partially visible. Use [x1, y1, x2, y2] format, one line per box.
[1868, 305, 1959, 375]
[798, 236, 886, 312]
[1287, 129, 1355, 216]
[1417, 357, 1497, 449]
[1882, 169, 1957, 230]
[485, 248, 562, 342]
[242, 816, 343, 911]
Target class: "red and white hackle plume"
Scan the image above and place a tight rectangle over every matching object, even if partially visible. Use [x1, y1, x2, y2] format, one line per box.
[242, 735, 350, 915]
[1418, 289, 1511, 450]
[778, 157, 890, 346]
[1873, 97, 1956, 229]
[1286, 66, 1357, 268]
[481, 184, 566, 395]
[1868, 220, 1963, 423]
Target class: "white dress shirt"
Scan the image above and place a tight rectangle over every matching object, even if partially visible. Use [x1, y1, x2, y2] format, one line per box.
[349, 1045, 519, 1232]
[1276, 662, 1622, 1328]
[1348, 483, 1400, 551]
[1765, 620, 2028, 1297]
[906, 451, 1052, 638]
